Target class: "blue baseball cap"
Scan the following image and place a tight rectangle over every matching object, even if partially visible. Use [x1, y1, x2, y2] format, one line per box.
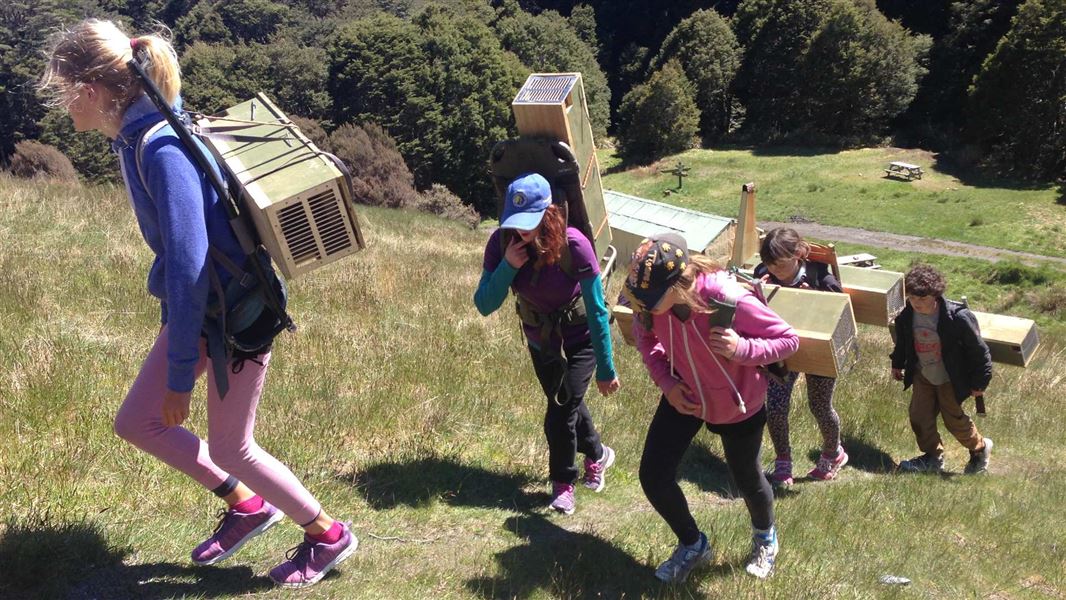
[500, 173, 552, 231]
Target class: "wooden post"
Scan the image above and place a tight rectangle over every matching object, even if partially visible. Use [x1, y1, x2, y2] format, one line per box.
[731, 182, 759, 268]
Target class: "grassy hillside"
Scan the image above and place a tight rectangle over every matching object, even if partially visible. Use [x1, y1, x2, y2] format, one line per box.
[601, 147, 1066, 259]
[1, 173, 1064, 599]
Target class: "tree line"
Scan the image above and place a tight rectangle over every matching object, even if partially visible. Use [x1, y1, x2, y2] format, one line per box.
[1, 0, 1063, 214]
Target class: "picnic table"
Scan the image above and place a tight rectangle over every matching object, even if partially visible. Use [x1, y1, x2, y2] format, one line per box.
[884, 161, 923, 180]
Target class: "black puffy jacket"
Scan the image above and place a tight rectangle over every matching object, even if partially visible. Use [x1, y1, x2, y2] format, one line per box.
[890, 298, 993, 402]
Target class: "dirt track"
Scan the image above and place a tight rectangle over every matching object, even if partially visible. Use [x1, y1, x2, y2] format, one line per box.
[758, 220, 1066, 267]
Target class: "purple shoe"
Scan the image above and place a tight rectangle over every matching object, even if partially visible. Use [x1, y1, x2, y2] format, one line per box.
[191, 501, 284, 566]
[269, 522, 358, 589]
[549, 482, 576, 515]
[583, 445, 616, 492]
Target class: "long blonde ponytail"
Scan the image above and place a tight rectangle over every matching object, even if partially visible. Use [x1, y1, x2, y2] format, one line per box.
[40, 19, 181, 111]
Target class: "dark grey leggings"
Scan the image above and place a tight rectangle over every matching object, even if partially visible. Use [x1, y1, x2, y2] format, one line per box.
[639, 397, 774, 546]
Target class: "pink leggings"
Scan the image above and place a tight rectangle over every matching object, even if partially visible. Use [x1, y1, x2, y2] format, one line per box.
[114, 327, 321, 525]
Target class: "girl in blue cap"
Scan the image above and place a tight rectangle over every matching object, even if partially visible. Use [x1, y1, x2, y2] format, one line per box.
[474, 172, 620, 514]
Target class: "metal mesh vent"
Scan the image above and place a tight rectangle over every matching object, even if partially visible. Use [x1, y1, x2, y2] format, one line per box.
[307, 190, 352, 257]
[514, 74, 578, 104]
[886, 278, 905, 320]
[277, 202, 320, 265]
[831, 304, 858, 370]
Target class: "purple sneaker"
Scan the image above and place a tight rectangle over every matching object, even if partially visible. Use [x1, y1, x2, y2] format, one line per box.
[583, 445, 616, 492]
[549, 482, 576, 515]
[269, 522, 358, 589]
[191, 501, 284, 566]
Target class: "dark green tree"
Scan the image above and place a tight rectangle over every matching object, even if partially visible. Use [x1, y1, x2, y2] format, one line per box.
[567, 4, 601, 58]
[966, 0, 1066, 180]
[181, 38, 331, 118]
[652, 9, 740, 140]
[329, 7, 525, 213]
[491, 0, 611, 141]
[901, 0, 1023, 147]
[616, 59, 699, 164]
[175, 0, 290, 47]
[734, 0, 927, 143]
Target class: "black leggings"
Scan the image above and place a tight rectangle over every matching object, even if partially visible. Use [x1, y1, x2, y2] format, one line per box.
[639, 397, 774, 546]
[529, 340, 603, 484]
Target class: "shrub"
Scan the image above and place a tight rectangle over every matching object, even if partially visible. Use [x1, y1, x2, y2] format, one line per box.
[328, 123, 419, 209]
[616, 59, 700, 164]
[983, 260, 1051, 286]
[290, 116, 331, 152]
[411, 184, 480, 229]
[7, 141, 78, 182]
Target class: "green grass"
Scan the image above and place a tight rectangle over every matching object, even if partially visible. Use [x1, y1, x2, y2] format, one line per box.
[601, 146, 1066, 258]
[1, 173, 1065, 599]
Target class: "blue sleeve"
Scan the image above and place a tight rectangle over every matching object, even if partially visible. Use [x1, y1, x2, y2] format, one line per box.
[145, 140, 211, 393]
[580, 274, 616, 382]
[474, 260, 518, 316]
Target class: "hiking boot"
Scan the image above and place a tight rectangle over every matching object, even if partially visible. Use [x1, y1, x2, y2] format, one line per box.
[808, 447, 849, 481]
[964, 438, 993, 475]
[898, 453, 944, 474]
[583, 445, 616, 492]
[549, 482, 576, 515]
[269, 522, 358, 589]
[764, 457, 794, 488]
[191, 501, 284, 566]
[654, 532, 713, 583]
[745, 531, 779, 579]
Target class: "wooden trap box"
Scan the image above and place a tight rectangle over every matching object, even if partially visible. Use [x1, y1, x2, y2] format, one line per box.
[512, 73, 611, 261]
[761, 284, 859, 378]
[612, 285, 859, 378]
[198, 93, 365, 279]
[839, 265, 905, 326]
[890, 310, 1041, 367]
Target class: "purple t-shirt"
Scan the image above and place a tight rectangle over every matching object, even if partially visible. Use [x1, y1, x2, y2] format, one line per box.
[484, 226, 600, 348]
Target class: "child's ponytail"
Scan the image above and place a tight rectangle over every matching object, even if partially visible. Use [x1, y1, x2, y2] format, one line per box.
[129, 33, 181, 106]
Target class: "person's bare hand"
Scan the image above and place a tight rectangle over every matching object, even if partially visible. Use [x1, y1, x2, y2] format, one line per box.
[504, 237, 530, 269]
[162, 389, 191, 427]
[665, 382, 700, 416]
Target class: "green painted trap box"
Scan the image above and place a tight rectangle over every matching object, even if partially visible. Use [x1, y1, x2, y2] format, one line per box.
[197, 93, 365, 279]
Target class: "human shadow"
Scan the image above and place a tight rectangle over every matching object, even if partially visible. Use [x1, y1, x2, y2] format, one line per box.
[0, 519, 271, 600]
[341, 455, 543, 512]
[465, 513, 681, 599]
[677, 438, 739, 498]
[803, 435, 897, 475]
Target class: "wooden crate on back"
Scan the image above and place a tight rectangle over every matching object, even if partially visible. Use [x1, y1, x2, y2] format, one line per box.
[612, 283, 859, 378]
[839, 264, 906, 326]
[511, 73, 612, 262]
[888, 309, 1041, 367]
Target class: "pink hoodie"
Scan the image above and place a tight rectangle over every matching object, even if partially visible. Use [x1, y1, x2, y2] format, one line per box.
[634, 270, 800, 425]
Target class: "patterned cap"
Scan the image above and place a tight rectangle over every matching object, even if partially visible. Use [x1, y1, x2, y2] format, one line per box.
[623, 233, 690, 311]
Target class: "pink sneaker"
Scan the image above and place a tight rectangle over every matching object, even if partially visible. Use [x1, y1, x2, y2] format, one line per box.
[765, 458, 794, 488]
[191, 501, 284, 565]
[269, 522, 358, 588]
[549, 482, 576, 515]
[808, 447, 849, 481]
[583, 445, 616, 492]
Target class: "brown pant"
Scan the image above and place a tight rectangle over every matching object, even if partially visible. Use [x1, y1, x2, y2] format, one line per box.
[909, 371, 985, 456]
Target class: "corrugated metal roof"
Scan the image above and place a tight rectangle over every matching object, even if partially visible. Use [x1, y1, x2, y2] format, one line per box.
[605, 189, 734, 250]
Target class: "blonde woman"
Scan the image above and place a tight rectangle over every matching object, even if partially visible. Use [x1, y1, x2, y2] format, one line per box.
[40, 19, 355, 588]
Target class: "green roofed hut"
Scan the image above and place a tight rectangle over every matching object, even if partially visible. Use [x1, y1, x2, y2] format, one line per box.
[604, 190, 736, 267]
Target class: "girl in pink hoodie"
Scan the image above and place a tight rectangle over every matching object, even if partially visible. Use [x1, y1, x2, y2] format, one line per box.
[624, 234, 799, 583]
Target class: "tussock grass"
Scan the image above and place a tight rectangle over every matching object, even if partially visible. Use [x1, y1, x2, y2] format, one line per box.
[0, 173, 1064, 598]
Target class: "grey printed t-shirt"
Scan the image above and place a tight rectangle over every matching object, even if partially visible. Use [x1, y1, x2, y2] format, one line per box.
[913, 311, 950, 385]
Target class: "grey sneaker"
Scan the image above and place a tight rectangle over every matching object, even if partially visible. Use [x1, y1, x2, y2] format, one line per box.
[549, 482, 576, 515]
[583, 445, 615, 492]
[964, 438, 993, 474]
[654, 532, 713, 583]
[745, 532, 779, 579]
[898, 453, 944, 473]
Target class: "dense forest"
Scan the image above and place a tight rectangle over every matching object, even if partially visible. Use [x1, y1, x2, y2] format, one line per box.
[2, 0, 1063, 214]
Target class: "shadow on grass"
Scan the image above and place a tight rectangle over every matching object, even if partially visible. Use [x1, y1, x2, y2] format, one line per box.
[0, 518, 271, 600]
[678, 439, 738, 498]
[342, 456, 543, 512]
[804, 435, 897, 474]
[930, 152, 1056, 191]
[465, 513, 668, 599]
